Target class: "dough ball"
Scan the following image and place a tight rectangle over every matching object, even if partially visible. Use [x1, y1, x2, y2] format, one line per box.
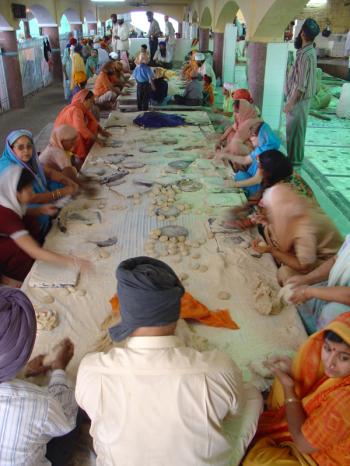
[169, 237, 178, 244]
[151, 229, 161, 237]
[99, 249, 111, 258]
[185, 239, 192, 247]
[178, 236, 186, 243]
[157, 215, 166, 221]
[258, 241, 267, 248]
[180, 273, 189, 281]
[77, 289, 87, 297]
[192, 241, 200, 248]
[278, 284, 295, 305]
[41, 294, 54, 304]
[35, 308, 59, 331]
[172, 256, 182, 263]
[190, 262, 200, 270]
[159, 235, 168, 243]
[192, 252, 201, 259]
[199, 265, 208, 273]
[217, 291, 231, 300]
[181, 250, 189, 256]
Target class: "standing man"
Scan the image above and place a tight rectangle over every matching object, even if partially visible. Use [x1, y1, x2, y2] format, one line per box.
[164, 15, 176, 61]
[284, 18, 320, 166]
[111, 13, 118, 54]
[114, 15, 130, 57]
[146, 11, 161, 62]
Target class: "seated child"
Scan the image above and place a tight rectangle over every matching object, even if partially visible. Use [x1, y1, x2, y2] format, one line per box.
[202, 74, 214, 106]
[150, 68, 169, 106]
[174, 70, 203, 106]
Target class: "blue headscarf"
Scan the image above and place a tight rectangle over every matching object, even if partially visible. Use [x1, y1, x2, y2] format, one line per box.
[250, 123, 281, 161]
[235, 123, 281, 198]
[0, 130, 47, 193]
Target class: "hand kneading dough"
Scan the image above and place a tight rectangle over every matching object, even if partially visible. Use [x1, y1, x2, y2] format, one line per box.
[217, 291, 231, 300]
[278, 284, 295, 305]
[36, 308, 58, 331]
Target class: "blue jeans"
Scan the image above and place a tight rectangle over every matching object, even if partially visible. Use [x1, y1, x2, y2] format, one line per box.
[297, 281, 350, 334]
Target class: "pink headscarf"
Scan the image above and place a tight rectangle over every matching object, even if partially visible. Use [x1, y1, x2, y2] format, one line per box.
[233, 99, 259, 131]
[227, 117, 262, 155]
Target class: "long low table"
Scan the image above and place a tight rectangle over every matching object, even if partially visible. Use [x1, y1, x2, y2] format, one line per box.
[22, 110, 307, 464]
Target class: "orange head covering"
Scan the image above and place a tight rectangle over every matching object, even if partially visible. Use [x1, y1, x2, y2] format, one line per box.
[232, 88, 253, 103]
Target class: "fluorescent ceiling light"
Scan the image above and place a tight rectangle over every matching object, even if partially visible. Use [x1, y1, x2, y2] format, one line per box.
[306, 0, 327, 6]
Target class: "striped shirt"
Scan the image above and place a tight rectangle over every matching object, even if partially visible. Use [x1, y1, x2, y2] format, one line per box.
[148, 19, 161, 38]
[285, 44, 317, 100]
[0, 370, 77, 466]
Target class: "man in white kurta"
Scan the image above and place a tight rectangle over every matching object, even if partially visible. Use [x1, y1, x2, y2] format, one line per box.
[164, 15, 176, 60]
[75, 257, 253, 466]
[114, 17, 130, 55]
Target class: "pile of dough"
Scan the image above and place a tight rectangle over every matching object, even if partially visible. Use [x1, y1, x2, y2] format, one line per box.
[253, 275, 282, 315]
[35, 308, 59, 331]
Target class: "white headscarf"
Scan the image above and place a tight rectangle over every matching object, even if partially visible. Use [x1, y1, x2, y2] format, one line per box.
[0, 165, 27, 217]
[194, 52, 205, 61]
[223, 82, 234, 91]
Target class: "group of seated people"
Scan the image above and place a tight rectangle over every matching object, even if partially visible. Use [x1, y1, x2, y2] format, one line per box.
[1, 260, 350, 465]
[1, 51, 350, 463]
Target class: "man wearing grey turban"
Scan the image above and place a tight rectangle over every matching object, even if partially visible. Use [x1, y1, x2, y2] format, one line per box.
[0, 286, 78, 466]
[76, 257, 254, 466]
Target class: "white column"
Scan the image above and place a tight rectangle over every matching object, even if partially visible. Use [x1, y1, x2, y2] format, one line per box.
[182, 21, 190, 39]
[262, 42, 289, 131]
[222, 24, 237, 84]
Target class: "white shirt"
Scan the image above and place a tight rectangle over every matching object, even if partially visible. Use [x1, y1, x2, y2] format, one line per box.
[76, 335, 244, 466]
[0, 370, 77, 466]
[114, 23, 130, 51]
[165, 21, 176, 46]
[153, 48, 172, 63]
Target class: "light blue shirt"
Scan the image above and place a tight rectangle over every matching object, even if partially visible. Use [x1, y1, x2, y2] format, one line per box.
[133, 64, 154, 83]
[0, 370, 77, 466]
